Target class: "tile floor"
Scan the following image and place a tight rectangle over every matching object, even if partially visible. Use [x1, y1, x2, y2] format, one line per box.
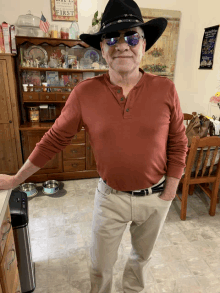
[27, 178, 220, 293]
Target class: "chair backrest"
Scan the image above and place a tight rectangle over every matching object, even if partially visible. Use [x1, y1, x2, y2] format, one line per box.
[183, 112, 197, 126]
[185, 136, 220, 181]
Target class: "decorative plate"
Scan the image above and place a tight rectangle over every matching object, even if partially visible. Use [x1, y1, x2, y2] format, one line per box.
[84, 49, 99, 63]
[25, 45, 48, 63]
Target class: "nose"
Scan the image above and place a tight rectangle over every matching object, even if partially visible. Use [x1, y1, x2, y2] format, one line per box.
[115, 36, 129, 50]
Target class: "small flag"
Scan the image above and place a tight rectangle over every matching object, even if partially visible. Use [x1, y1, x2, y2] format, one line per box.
[39, 14, 50, 33]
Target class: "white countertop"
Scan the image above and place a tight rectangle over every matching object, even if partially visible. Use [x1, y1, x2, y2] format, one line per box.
[0, 189, 12, 227]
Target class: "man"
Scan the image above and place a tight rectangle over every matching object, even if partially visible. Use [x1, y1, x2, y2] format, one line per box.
[0, 0, 188, 292]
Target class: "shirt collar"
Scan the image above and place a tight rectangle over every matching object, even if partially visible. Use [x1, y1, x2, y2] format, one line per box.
[103, 68, 146, 90]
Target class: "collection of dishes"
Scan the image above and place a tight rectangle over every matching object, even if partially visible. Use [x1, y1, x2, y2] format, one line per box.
[20, 44, 107, 70]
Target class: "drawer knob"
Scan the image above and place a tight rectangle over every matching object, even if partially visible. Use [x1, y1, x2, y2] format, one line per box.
[72, 150, 78, 153]
[46, 96, 50, 99]
[72, 163, 78, 167]
[62, 96, 66, 99]
[2, 220, 12, 240]
[29, 96, 33, 99]
[7, 248, 16, 270]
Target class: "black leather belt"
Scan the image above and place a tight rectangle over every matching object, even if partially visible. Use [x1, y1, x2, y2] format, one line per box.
[124, 179, 165, 196]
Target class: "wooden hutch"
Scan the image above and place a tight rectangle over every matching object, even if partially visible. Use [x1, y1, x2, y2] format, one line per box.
[3, 36, 109, 183]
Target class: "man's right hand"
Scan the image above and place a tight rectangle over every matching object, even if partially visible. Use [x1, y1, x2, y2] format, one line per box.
[0, 159, 41, 191]
[0, 174, 18, 190]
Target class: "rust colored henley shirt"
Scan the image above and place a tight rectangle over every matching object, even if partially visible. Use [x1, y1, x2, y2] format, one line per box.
[28, 68, 188, 191]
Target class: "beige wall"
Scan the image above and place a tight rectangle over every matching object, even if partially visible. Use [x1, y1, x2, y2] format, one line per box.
[0, 0, 106, 33]
[1, 0, 220, 117]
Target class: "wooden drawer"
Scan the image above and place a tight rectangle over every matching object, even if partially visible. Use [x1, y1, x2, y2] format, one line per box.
[71, 130, 85, 144]
[40, 93, 56, 101]
[63, 159, 85, 172]
[23, 92, 39, 101]
[63, 144, 85, 160]
[0, 206, 12, 260]
[12, 268, 21, 293]
[0, 228, 18, 293]
[56, 93, 70, 102]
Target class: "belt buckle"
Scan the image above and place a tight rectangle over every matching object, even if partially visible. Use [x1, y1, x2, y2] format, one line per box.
[131, 189, 148, 196]
[131, 190, 140, 195]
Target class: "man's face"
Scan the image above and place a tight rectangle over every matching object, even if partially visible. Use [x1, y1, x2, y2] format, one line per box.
[100, 27, 146, 75]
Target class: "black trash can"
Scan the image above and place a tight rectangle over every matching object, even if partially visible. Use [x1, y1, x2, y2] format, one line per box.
[9, 190, 36, 293]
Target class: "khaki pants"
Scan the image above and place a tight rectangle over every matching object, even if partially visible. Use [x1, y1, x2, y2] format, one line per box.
[89, 178, 172, 293]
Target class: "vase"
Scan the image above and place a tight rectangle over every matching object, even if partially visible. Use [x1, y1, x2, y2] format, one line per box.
[48, 57, 58, 68]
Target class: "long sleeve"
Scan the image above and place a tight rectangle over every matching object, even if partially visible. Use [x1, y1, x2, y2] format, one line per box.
[28, 90, 83, 168]
[166, 83, 188, 178]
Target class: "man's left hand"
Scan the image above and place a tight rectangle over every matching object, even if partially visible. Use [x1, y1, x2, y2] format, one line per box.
[159, 192, 176, 201]
[159, 176, 180, 201]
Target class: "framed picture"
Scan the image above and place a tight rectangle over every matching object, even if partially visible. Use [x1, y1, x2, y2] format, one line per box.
[140, 8, 181, 82]
[51, 0, 78, 21]
[46, 71, 59, 86]
[60, 74, 72, 86]
[24, 71, 41, 86]
[199, 25, 219, 70]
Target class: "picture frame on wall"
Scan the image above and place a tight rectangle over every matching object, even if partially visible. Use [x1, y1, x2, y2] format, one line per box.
[51, 0, 78, 21]
[140, 8, 181, 82]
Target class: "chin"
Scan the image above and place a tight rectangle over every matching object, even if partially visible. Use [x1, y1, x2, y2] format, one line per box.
[112, 63, 133, 70]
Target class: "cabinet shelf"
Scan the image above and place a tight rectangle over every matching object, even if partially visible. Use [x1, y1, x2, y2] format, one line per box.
[22, 100, 66, 104]
[15, 36, 90, 48]
[19, 66, 108, 73]
[19, 122, 54, 130]
[19, 122, 86, 131]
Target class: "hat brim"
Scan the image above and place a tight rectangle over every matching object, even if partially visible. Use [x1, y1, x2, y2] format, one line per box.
[80, 17, 167, 52]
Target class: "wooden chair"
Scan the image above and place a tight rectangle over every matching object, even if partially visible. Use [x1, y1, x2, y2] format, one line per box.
[183, 112, 197, 126]
[176, 135, 220, 220]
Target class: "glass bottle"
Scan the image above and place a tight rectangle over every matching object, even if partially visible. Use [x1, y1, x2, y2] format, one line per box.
[69, 22, 79, 39]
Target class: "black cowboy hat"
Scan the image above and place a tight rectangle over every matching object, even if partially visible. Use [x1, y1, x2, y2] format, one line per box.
[80, 0, 167, 52]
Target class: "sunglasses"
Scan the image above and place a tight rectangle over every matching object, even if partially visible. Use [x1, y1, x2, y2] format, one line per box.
[101, 31, 144, 47]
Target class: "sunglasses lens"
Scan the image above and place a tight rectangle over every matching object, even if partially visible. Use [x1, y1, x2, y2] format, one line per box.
[103, 31, 140, 46]
[125, 32, 140, 46]
[106, 38, 118, 46]
[104, 32, 120, 46]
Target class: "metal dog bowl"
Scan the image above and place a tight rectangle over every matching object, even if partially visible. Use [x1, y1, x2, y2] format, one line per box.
[42, 180, 59, 195]
[19, 183, 38, 197]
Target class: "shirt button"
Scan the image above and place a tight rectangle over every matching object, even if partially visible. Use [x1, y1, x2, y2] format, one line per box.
[117, 90, 121, 93]
[126, 108, 130, 112]
[120, 97, 124, 101]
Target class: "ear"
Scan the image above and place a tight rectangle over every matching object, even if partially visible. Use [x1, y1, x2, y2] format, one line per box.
[100, 41, 105, 56]
[142, 39, 146, 54]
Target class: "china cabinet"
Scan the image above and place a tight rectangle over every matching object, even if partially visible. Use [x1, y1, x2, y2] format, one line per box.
[15, 36, 108, 183]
